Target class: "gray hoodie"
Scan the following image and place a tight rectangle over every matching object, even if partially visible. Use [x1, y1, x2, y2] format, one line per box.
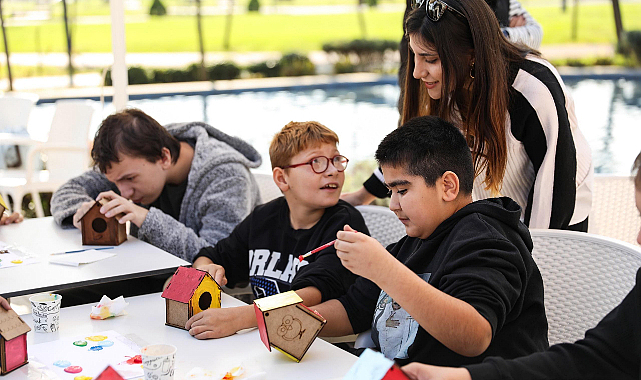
[50, 121, 262, 262]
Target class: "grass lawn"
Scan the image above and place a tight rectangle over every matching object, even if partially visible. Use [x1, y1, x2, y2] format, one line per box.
[8, 10, 404, 53]
[3, 2, 641, 54]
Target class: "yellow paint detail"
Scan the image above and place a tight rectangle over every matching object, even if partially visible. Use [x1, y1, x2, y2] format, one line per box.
[254, 290, 302, 311]
[273, 346, 301, 362]
[10, 260, 23, 264]
[191, 276, 221, 315]
[74, 376, 93, 380]
[85, 335, 108, 341]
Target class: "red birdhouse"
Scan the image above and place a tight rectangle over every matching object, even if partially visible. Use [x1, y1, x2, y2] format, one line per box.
[95, 365, 125, 380]
[161, 266, 221, 330]
[343, 348, 410, 380]
[0, 307, 31, 375]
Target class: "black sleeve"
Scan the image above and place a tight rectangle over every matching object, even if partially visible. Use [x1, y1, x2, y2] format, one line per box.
[193, 214, 252, 287]
[291, 206, 370, 302]
[466, 269, 641, 380]
[337, 276, 381, 334]
[363, 168, 390, 199]
[438, 236, 527, 338]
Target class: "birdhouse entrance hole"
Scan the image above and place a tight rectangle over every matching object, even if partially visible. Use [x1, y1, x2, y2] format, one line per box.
[198, 292, 212, 310]
[92, 218, 108, 233]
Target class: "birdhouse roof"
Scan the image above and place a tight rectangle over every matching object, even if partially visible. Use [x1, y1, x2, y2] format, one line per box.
[254, 290, 302, 312]
[161, 266, 216, 303]
[0, 307, 31, 341]
[79, 201, 103, 222]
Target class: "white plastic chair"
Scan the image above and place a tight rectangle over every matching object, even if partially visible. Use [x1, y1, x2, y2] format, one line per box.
[355, 205, 406, 248]
[0, 94, 39, 169]
[530, 229, 641, 345]
[588, 175, 640, 245]
[0, 100, 96, 217]
[0, 94, 38, 132]
[253, 172, 281, 204]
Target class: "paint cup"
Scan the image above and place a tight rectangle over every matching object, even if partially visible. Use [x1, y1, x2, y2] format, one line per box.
[141, 344, 176, 380]
[29, 293, 62, 333]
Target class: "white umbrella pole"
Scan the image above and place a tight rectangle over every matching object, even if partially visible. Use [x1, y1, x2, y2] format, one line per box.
[110, 0, 128, 111]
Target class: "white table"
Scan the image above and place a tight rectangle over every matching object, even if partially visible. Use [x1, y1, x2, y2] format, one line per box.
[7, 292, 357, 380]
[0, 217, 189, 298]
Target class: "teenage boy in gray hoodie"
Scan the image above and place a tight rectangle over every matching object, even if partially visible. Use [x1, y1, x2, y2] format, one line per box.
[51, 108, 262, 262]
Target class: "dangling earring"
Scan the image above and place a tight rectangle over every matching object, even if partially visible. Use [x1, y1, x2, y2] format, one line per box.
[469, 62, 475, 79]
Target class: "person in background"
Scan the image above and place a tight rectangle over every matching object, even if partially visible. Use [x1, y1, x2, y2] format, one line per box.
[398, 150, 641, 380]
[344, 0, 592, 231]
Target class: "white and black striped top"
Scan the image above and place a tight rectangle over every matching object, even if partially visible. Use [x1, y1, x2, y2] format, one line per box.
[364, 57, 593, 230]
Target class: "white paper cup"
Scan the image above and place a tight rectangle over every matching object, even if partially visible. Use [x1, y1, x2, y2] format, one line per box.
[29, 293, 62, 333]
[141, 344, 176, 380]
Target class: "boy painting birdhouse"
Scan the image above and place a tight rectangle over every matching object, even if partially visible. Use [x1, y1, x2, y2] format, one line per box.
[254, 291, 326, 362]
[161, 266, 221, 330]
[80, 199, 127, 246]
[0, 306, 31, 375]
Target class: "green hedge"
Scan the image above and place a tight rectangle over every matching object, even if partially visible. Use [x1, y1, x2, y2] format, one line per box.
[105, 62, 243, 85]
[104, 54, 317, 85]
[323, 39, 398, 73]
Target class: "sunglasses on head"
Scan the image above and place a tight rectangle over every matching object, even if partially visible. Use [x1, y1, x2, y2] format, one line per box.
[412, 0, 465, 22]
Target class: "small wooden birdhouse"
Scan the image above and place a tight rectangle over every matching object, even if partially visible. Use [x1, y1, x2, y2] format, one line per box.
[253, 291, 326, 363]
[343, 349, 410, 380]
[80, 199, 127, 246]
[95, 365, 125, 380]
[161, 266, 222, 329]
[0, 307, 31, 375]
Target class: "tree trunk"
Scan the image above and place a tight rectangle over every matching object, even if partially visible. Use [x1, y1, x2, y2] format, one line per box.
[223, 0, 234, 51]
[357, 0, 366, 39]
[612, 0, 624, 44]
[571, 0, 578, 41]
[62, 0, 73, 86]
[196, 0, 206, 80]
[0, 0, 12, 91]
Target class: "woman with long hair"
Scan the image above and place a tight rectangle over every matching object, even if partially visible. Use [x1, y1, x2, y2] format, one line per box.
[344, 0, 592, 231]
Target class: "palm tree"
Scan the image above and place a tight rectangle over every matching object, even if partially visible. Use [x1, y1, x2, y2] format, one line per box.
[0, 0, 12, 91]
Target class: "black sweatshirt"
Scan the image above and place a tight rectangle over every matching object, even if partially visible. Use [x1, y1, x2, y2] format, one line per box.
[194, 198, 369, 301]
[338, 197, 548, 366]
[466, 268, 641, 380]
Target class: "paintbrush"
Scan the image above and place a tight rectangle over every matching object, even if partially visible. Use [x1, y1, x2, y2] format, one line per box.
[298, 240, 336, 262]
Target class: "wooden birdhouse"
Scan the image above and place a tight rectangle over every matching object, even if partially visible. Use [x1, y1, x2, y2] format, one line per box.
[161, 266, 222, 329]
[343, 349, 410, 380]
[95, 365, 124, 380]
[253, 291, 326, 363]
[80, 199, 127, 246]
[0, 307, 31, 375]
